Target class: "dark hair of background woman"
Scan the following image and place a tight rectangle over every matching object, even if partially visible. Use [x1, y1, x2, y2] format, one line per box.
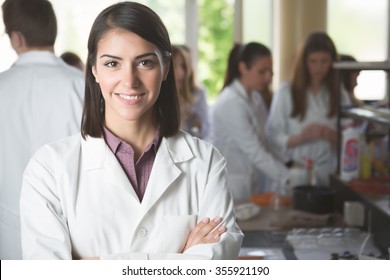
[222, 42, 272, 90]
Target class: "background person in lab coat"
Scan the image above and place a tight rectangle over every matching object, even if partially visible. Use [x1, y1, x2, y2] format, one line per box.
[266, 32, 341, 186]
[211, 42, 290, 202]
[20, 1, 243, 260]
[0, 0, 84, 260]
[172, 45, 210, 140]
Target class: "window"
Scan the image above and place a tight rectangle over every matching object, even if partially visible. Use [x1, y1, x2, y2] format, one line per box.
[0, 0, 185, 72]
[242, 0, 272, 47]
[327, 0, 389, 101]
[198, 0, 234, 99]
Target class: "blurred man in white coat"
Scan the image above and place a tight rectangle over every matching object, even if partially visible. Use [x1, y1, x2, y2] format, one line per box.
[0, 0, 84, 259]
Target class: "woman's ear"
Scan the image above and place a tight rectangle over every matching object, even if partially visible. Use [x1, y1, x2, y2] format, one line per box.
[92, 66, 99, 83]
[238, 61, 248, 75]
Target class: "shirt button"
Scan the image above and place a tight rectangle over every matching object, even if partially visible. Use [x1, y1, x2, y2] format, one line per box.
[138, 227, 147, 237]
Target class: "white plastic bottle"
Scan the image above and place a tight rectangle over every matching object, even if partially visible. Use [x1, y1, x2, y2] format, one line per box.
[340, 125, 360, 181]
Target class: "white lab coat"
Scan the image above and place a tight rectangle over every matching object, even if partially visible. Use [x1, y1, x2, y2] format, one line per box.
[211, 79, 289, 202]
[20, 131, 243, 260]
[265, 82, 348, 185]
[182, 87, 210, 140]
[0, 51, 84, 259]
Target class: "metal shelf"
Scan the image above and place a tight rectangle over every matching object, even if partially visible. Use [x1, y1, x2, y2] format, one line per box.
[333, 61, 390, 71]
[335, 61, 390, 174]
[342, 107, 390, 126]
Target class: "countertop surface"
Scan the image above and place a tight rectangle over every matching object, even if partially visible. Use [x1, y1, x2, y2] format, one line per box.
[236, 204, 382, 260]
[237, 205, 344, 232]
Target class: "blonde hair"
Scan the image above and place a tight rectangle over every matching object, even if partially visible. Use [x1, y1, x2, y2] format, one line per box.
[172, 45, 196, 120]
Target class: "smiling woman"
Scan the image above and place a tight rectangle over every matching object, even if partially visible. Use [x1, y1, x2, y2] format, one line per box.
[91, 30, 169, 138]
[19, 1, 243, 260]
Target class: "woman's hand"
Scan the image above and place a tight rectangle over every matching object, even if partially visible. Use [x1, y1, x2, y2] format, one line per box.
[289, 123, 337, 149]
[321, 126, 337, 149]
[182, 217, 227, 252]
[301, 123, 336, 145]
[289, 123, 324, 148]
[301, 123, 325, 142]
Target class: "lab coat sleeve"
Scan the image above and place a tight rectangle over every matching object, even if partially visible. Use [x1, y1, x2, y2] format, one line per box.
[20, 148, 73, 260]
[181, 151, 244, 259]
[265, 83, 292, 161]
[216, 94, 289, 183]
[101, 149, 243, 260]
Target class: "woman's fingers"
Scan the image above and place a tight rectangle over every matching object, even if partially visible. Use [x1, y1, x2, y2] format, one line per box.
[209, 224, 227, 242]
[183, 216, 226, 252]
[197, 217, 221, 237]
[190, 217, 210, 235]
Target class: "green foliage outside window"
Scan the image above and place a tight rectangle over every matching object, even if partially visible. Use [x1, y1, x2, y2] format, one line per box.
[198, 0, 234, 101]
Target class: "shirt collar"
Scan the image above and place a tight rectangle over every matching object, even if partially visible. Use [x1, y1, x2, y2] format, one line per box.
[13, 51, 61, 67]
[103, 126, 161, 154]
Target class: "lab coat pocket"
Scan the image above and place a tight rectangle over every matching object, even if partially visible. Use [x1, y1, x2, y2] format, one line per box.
[162, 215, 197, 253]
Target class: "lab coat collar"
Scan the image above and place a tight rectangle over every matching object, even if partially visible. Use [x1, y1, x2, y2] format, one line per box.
[81, 132, 193, 212]
[81, 132, 193, 170]
[161, 130, 194, 163]
[82, 136, 107, 171]
[232, 79, 250, 101]
[13, 51, 62, 67]
[140, 132, 193, 213]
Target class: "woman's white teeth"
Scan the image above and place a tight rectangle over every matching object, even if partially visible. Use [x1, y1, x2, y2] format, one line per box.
[119, 94, 141, 100]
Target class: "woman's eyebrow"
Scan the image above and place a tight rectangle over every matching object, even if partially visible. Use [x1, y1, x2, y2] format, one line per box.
[135, 52, 158, 59]
[99, 54, 122, 60]
[99, 52, 158, 60]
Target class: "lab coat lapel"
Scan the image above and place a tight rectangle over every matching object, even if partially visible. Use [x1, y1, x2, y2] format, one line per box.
[82, 136, 140, 203]
[234, 80, 264, 138]
[139, 133, 193, 215]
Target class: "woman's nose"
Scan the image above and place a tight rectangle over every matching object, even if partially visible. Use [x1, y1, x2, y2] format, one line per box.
[123, 65, 140, 88]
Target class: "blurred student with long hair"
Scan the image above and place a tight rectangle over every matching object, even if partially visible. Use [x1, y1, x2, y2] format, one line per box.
[172, 45, 210, 139]
[266, 32, 347, 185]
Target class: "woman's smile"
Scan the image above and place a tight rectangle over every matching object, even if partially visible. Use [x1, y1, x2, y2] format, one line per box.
[116, 92, 146, 102]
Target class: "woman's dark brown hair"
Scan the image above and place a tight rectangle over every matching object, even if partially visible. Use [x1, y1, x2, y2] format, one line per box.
[290, 32, 339, 121]
[81, 1, 180, 139]
[222, 42, 272, 90]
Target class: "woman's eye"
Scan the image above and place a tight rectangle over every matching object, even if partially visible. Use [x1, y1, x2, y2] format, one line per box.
[138, 59, 156, 68]
[104, 61, 118, 68]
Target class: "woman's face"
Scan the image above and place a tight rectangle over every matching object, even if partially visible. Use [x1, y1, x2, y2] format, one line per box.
[173, 53, 186, 92]
[240, 55, 273, 93]
[306, 51, 332, 84]
[92, 29, 169, 126]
